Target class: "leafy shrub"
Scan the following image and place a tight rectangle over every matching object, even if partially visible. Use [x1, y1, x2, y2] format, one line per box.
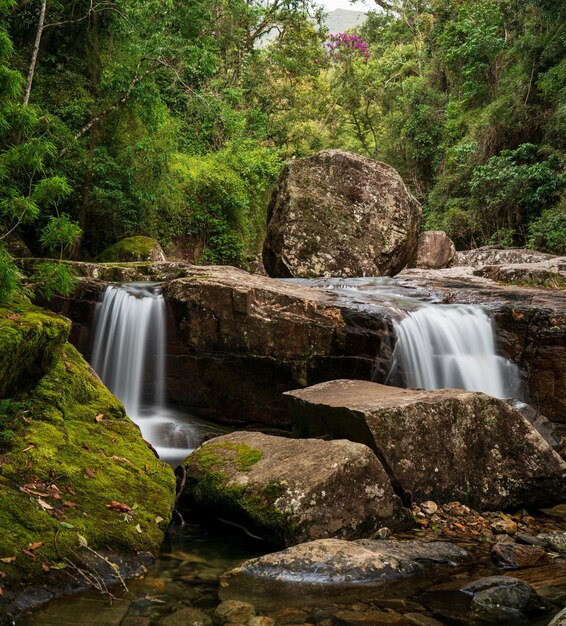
[527, 203, 566, 255]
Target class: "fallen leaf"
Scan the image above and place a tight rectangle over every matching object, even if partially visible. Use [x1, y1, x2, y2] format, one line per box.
[50, 562, 67, 570]
[37, 499, 54, 511]
[77, 533, 88, 548]
[0, 571, 6, 578]
[105, 501, 132, 513]
[41, 563, 50, 573]
[63, 502, 77, 508]
[154, 516, 164, 524]
[6, 313, 20, 320]
[111, 455, 135, 467]
[22, 549, 35, 559]
[64, 361, 72, 371]
[0, 557, 15, 564]
[135, 524, 142, 533]
[59, 522, 75, 529]
[19, 487, 49, 497]
[85, 467, 95, 478]
[28, 542, 43, 550]
[95, 414, 104, 422]
[22, 444, 35, 453]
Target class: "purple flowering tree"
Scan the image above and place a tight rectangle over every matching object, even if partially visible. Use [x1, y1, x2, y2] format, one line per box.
[324, 32, 371, 64]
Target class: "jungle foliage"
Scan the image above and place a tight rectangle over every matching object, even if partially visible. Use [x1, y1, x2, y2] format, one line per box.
[0, 0, 564, 302]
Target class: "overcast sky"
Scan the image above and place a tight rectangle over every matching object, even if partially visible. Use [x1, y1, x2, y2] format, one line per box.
[318, 0, 373, 11]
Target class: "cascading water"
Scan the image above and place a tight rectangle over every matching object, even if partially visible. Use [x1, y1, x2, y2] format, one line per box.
[91, 283, 205, 465]
[390, 305, 523, 399]
[287, 277, 524, 400]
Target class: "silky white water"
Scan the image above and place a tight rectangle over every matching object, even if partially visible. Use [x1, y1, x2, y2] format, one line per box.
[287, 277, 523, 400]
[392, 305, 523, 399]
[91, 284, 202, 465]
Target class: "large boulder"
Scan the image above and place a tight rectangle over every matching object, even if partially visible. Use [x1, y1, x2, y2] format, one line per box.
[412, 231, 456, 269]
[219, 538, 468, 608]
[182, 432, 404, 546]
[0, 308, 176, 620]
[287, 380, 566, 510]
[0, 305, 70, 398]
[263, 149, 421, 278]
[96, 236, 166, 263]
[162, 267, 394, 427]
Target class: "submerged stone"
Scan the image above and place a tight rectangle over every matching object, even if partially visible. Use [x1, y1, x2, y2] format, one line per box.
[182, 431, 404, 546]
[219, 538, 468, 608]
[288, 380, 566, 510]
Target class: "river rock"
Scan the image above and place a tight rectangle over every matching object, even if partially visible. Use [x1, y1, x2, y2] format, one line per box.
[182, 432, 403, 546]
[219, 538, 468, 607]
[461, 576, 544, 623]
[454, 247, 556, 267]
[412, 231, 456, 269]
[537, 532, 566, 554]
[213, 600, 255, 625]
[263, 149, 421, 278]
[490, 543, 547, 569]
[288, 380, 566, 510]
[549, 608, 566, 626]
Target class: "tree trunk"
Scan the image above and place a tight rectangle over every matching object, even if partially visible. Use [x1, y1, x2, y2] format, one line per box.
[23, 0, 47, 106]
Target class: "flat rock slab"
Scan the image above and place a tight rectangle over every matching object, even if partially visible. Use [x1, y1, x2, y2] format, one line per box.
[287, 380, 566, 510]
[219, 538, 468, 608]
[182, 432, 404, 546]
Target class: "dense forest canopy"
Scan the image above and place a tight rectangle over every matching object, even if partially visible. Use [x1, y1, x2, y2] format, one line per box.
[0, 0, 564, 300]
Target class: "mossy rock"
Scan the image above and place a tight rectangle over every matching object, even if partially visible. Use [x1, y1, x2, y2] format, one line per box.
[183, 432, 402, 547]
[96, 236, 166, 263]
[0, 339, 176, 597]
[0, 305, 71, 399]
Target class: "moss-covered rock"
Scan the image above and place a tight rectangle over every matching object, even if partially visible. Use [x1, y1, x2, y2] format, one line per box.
[183, 432, 403, 547]
[0, 323, 176, 607]
[0, 305, 70, 398]
[96, 236, 166, 263]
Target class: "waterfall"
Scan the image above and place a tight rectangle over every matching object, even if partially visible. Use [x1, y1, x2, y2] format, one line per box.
[391, 305, 523, 399]
[91, 283, 202, 465]
[286, 278, 524, 400]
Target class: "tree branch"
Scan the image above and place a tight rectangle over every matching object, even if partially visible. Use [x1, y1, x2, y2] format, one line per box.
[23, 0, 47, 106]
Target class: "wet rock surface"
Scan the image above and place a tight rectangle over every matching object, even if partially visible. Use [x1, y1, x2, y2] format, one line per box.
[219, 538, 468, 607]
[288, 380, 566, 509]
[182, 432, 403, 546]
[262, 149, 421, 278]
[162, 267, 394, 427]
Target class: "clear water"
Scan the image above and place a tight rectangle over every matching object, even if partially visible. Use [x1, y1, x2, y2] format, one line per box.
[91, 283, 219, 465]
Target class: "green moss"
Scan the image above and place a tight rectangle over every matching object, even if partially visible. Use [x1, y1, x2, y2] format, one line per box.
[0, 342, 176, 588]
[96, 236, 163, 263]
[0, 305, 71, 398]
[192, 442, 263, 472]
[187, 444, 296, 545]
